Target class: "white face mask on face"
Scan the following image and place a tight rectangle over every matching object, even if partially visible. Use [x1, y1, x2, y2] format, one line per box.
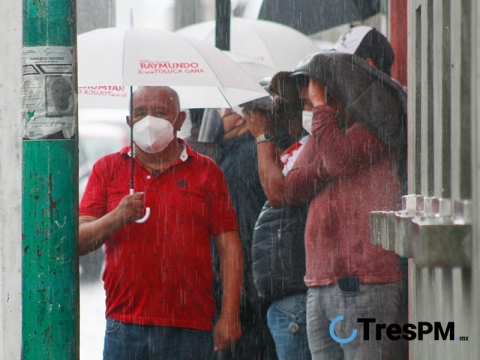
[302, 111, 313, 135]
[133, 115, 175, 153]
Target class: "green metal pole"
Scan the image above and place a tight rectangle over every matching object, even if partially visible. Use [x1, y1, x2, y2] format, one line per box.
[22, 0, 79, 359]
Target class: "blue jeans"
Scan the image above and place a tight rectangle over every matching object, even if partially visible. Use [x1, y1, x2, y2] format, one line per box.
[103, 317, 213, 360]
[267, 293, 312, 360]
[306, 281, 401, 360]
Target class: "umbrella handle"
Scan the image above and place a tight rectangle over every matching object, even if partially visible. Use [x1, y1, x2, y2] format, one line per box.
[129, 188, 151, 223]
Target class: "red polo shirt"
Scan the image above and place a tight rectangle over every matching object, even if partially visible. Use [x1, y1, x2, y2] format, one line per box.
[80, 140, 238, 330]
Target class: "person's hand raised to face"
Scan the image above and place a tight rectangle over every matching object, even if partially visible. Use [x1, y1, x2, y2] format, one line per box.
[308, 79, 327, 107]
[242, 108, 274, 139]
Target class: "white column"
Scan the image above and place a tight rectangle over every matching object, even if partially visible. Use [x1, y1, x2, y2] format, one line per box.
[0, 1, 23, 359]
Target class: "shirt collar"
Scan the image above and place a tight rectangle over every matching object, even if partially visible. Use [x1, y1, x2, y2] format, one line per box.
[120, 138, 191, 163]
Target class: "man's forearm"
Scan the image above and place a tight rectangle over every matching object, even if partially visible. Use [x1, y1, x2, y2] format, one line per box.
[78, 212, 123, 255]
[79, 193, 145, 255]
[256, 141, 285, 208]
[215, 231, 243, 317]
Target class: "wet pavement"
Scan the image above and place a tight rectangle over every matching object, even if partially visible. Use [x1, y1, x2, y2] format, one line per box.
[80, 280, 105, 360]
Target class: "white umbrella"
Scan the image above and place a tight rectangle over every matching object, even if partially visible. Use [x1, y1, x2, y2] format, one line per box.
[77, 27, 268, 109]
[78, 85, 130, 109]
[175, 18, 320, 71]
[77, 27, 269, 223]
[223, 51, 278, 82]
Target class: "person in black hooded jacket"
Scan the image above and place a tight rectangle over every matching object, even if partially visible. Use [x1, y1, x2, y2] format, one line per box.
[243, 72, 314, 360]
[213, 106, 277, 360]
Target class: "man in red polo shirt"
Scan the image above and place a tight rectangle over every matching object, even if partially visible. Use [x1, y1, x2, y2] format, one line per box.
[79, 86, 243, 360]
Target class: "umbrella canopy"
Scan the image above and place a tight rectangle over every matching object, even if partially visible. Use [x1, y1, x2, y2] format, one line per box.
[224, 51, 278, 82]
[77, 27, 268, 109]
[175, 18, 320, 71]
[292, 52, 407, 183]
[243, 0, 381, 35]
[292, 52, 407, 150]
[78, 85, 130, 109]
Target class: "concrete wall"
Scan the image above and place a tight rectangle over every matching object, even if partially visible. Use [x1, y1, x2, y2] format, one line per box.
[370, 0, 480, 358]
[473, 0, 480, 358]
[0, 1, 23, 359]
[405, 0, 478, 358]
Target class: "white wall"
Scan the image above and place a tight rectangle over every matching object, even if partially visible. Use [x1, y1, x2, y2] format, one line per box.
[0, 1, 23, 359]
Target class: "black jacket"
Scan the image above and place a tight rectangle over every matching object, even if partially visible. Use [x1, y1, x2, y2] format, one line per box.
[216, 132, 267, 305]
[252, 201, 308, 304]
[213, 133, 278, 359]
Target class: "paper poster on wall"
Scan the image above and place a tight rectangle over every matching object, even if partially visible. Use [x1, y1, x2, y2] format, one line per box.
[22, 46, 77, 140]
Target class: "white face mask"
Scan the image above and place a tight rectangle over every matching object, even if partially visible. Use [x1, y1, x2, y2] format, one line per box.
[133, 115, 175, 153]
[302, 111, 313, 135]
